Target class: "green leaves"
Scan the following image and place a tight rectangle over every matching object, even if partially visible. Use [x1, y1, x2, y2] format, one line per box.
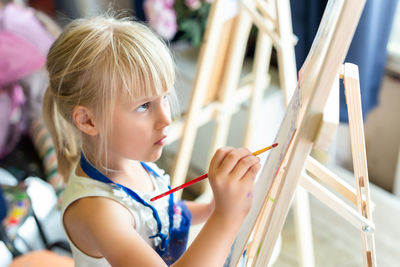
[174, 1, 211, 46]
[179, 19, 202, 46]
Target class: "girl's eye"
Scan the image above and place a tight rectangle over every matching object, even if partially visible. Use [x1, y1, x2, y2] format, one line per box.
[136, 102, 149, 112]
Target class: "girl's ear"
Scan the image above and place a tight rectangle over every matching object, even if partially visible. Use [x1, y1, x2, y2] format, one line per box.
[72, 106, 99, 136]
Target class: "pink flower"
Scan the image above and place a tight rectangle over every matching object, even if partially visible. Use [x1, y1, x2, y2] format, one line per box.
[185, 0, 201, 10]
[163, 0, 174, 8]
[144, 0, 178, 40]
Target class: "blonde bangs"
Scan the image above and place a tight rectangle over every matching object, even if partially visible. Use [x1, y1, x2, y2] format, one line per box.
[108, 22, 175, 103]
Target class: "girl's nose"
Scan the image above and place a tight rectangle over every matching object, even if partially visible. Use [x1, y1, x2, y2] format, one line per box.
[156, 99, 171, 129]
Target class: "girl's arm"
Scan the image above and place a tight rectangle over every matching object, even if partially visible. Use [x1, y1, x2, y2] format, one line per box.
[64, 196, 167, 266]
[64, 147, 260, 267]
[174, 147, 261, 267]
[174, 210, 243, 267]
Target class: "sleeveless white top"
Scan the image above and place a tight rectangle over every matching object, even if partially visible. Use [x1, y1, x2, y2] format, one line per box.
[61, 163, 172, 267]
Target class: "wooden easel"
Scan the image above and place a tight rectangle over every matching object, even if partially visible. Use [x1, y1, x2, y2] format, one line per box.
[229, 0, 377, 266]
[233, 64, 376, 266]
[166, 0, 314, 265]
[166, 0, 298, 196]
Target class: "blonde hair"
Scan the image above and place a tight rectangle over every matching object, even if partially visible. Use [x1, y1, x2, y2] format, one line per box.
[43, 14, 176, 179]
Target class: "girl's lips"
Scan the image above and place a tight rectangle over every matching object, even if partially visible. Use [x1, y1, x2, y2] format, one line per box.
[155, 136, 167, 145]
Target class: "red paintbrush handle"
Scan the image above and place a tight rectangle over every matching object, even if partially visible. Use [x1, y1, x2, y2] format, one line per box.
[150, 173, 208, 201]
[150, 143, 278, 201]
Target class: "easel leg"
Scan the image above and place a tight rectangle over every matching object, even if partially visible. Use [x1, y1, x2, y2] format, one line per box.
[242, 26, 273, 148]
[274, 0, 297, 106]
[169, 0, 233, 193]
[208, 7, 253, 159]
[275, 1, 315, 266]
[342, 63, 377, 267]
[293, 187, 315, 267]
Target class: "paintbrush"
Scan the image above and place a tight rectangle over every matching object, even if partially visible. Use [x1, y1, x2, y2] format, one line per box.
[150, 143, 278, 201]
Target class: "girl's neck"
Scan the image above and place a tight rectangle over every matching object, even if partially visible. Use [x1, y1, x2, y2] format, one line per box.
[105, 158, 143, 177]
[77, 156, 155, 192]
[81, 150, 142, 177]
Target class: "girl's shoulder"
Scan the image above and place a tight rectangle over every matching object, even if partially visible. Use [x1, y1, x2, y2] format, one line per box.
[62, 192, 136, 259]
[64, 194, 134, 224]
[62, 173, 135, 223]
[61, 172, 113, 211]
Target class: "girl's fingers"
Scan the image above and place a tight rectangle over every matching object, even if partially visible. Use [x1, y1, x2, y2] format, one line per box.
[229, 155, 260, 180]
[209, 147, 235, 171]
[218, 148, 252, 176]
[240, 161, 261, 186]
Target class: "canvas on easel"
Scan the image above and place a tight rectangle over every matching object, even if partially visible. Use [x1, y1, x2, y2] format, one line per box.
[228, 0, 376, 266]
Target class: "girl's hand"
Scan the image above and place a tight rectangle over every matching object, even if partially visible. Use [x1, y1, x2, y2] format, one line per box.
[208, 147, 261, 222]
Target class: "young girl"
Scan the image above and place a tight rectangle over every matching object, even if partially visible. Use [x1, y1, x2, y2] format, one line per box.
[43, 14, 261, 267]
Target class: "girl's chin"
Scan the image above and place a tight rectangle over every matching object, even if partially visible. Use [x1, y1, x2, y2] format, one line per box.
[146, 147, 163, 162]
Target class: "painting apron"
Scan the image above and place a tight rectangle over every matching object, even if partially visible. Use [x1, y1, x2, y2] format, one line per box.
[80, 154, 192, 265]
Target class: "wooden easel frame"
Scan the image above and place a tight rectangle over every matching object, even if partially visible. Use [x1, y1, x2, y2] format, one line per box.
[228, 0, 377, 265]
[166, 0, 298, 196]
[234, 63, 376, 266]
[166, 0, 313, 265]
